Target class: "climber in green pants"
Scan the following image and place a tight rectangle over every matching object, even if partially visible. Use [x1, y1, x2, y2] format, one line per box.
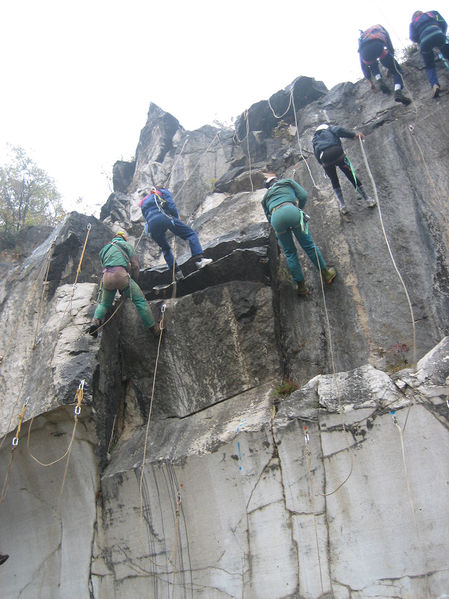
[262, 174, 336, 296]
[88, 231, 160, 337]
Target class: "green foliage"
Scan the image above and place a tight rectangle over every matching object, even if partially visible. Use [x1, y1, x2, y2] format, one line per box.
[273, 379, 299, 398]
[399, 43, 418, 61]
[0, 145, 66, 247]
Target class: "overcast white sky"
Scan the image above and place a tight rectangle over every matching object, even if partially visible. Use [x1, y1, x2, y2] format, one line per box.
[1, 1, 446, 215]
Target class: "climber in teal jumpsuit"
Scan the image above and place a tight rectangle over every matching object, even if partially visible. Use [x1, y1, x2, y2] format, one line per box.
[262, 175, 336, 295]
[88, 232, 159, 336]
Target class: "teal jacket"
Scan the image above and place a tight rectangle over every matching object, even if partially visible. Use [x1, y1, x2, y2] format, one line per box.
[262, 178, 308, 222]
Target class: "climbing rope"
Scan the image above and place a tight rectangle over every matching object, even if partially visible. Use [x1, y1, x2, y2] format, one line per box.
[302, 424, 326, 595]
[0, 239, 55, 366]
[26, 381, 84, 467]
[139, 302, 167, 523]
[170, 490, 182, 599]
[135, 302, 186, 573]
[314, 248, 355, 496]
[267, 92, 293, 119]
[358, 137, 417, 371]
[0, 398, 28, 505]
[32, 241, 56, 349]
[0, 222, 91, 502]
[0, 240, 58, 451]
[290, 88, 318, 189]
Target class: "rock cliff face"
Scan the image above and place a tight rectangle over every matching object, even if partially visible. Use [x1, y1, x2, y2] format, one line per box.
[1, 53, 449, 599]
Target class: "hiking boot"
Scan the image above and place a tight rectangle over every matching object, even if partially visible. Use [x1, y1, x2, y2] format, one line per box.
[432, 84, 440, 98]
[195, 257, 213, 269]
[377, 78, 391, 94]
[87, 319, 101, 338]
[0, 554, 9, 566]
[174, 268, 184, 281]
[322, 267, 337, 285]
[296, 280, 309, 296]
[358, 185, 376, 208]
[394, 89, 411, 105]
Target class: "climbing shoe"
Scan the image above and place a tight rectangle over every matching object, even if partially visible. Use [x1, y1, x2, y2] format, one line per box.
[296, 280, 309, 296]
[432, 84, 440, 98]
[377, 78, 391, 94]
[87, 319, 101, 338]
[174, 268, 184, 281]
[365, 197, 377, 208]
[322, 267, 337, 285]
[195, 257, 213, 269]
[339, 203, 349, 215]
[394, 89, 411, 105]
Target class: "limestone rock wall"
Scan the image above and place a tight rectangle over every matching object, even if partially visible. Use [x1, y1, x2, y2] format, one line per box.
[0, 58, 449, 599]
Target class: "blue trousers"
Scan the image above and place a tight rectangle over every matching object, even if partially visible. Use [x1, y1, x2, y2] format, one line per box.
[271, 204, 326, 283]
[420, 31, 449, 87]
[148, 213, 203, 270]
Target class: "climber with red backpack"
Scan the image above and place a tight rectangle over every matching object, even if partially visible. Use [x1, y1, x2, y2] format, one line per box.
[262, 174, 336, 296]
[87, 231, 160, 337]
[139, 187, 212, 280]
[358, 24, 411, 105]
[409, 10, 449, 98]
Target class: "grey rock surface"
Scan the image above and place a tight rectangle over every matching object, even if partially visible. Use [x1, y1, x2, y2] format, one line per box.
[1, 55, 449, 598]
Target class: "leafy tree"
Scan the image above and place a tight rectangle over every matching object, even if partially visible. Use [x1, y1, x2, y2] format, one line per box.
[0, 145, 66, 246]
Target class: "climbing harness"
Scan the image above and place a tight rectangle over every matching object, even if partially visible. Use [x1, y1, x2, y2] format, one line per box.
[344, 153, 360, 193]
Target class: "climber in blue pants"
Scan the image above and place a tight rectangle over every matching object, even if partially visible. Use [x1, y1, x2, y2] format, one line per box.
[262, 174, 336, 296]
[409, 10, 449, 98]
[139, 187, 212, 279]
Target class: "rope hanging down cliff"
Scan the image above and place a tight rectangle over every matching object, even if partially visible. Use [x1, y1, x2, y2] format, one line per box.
[0, 240, 56, 452]
[0, 225, 91, 504]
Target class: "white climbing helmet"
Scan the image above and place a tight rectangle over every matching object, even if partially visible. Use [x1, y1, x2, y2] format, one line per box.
[315, 123, 329, 132]
[264, 173, 277, 188]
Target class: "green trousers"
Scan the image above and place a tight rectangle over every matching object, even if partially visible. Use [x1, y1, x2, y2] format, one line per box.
[94, 278, 155, 328]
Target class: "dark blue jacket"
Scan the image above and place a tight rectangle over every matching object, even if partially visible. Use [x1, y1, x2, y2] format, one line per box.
[140, 188, 179, 224]
[312, 125, 355, 163]
[410, 11, 447, 44]
[358, 24, 394, 79]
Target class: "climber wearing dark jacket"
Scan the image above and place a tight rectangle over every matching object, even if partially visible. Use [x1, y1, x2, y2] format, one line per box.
[262, 174, 336, 296]
[139, 187, 212, 280]
[87, 232, 160, 337]
[312, 123, 375, 215]
[409, 10, 449, 97]
[358, 24, 410, 105]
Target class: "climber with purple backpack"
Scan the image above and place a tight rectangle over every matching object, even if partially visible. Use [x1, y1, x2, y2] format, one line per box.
[409, 10, 449, 98]
[358, 24, 411, 105]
